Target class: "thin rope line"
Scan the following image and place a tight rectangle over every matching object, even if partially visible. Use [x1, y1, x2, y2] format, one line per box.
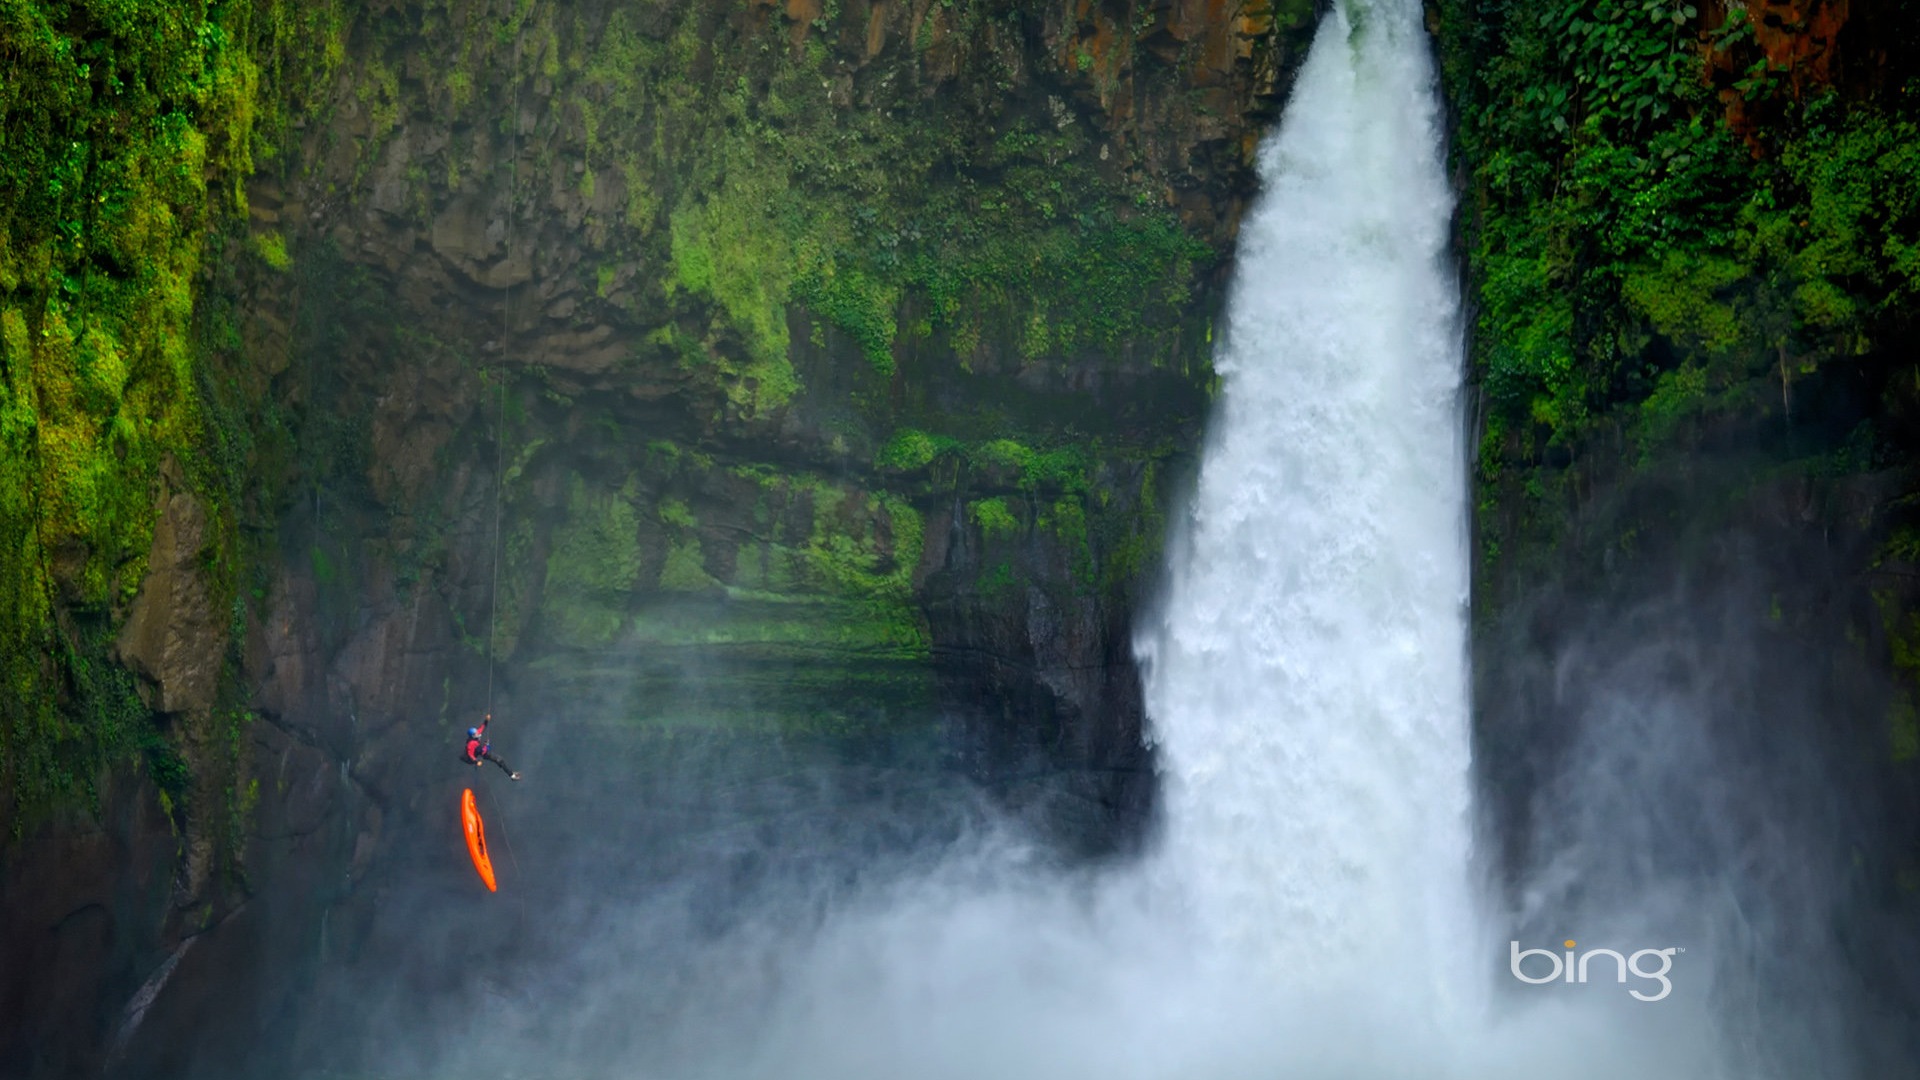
[485, 20, 520, 719]
[480, 767, 524, 878]
[479, 769, 527, 930]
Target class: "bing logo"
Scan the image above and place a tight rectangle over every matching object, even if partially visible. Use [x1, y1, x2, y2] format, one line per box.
[1509, 939, 1680, 1002]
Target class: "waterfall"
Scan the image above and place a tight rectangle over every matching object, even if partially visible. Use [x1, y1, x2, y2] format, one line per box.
[1137, 0, 1472, 1009]
[1121, 4, 1724, 1072]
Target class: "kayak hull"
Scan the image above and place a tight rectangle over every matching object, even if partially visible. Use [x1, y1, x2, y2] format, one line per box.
[461, 788, 498, 891]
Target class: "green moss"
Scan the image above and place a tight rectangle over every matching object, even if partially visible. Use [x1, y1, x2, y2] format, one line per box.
[657, 496, 697, 530]
[309, 544, 336, 584]
[969, 497, 1018, 541]
[7, 1, 1214, 781]
[218, 707, 259, 886]
[542, 474, 642, 646]
[1100, 461, 1165, 592]
[804, 488, 920, 602]
[501, 437, 547, 486]
[794, 261, 898, 374]
[975, 438, 1090, 492]
[355, 54, 402, 151]
[977, 560, 1015, 598]
[1, 0, 344, 823]
[574, 467, 940, 669]
[1042, 496, 1095, 593]
[445, 68, 474, 109]
[644, 478, 932, 657]
[1634, 363, 1710, 454]
[1621, 253, 1746, 356]
[658, 537, 715, 592]
[252, 230, 292, 271]
[733, 540, 766, 588]
[876, 428, 956, 473]
[665, 146, 800, 414]
[1879, 527, 1920, 568]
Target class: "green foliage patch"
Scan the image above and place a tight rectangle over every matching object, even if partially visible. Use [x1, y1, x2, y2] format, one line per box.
[0, 0, 342, 824]
[875, 428, 950, 473]
[969, 496, 1019, 541]
[1440, 0, 1920, 458]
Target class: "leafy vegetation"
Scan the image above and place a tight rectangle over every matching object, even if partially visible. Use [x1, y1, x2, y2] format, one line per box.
[1, 0, 342, 826]
[1439, 0, 1920, 463]
[969, 497, 1019, 541]
[875, 428, 953, 473]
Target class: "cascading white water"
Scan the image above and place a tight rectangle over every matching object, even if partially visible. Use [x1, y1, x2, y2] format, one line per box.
[1138, 0, 1473, 1004]
[1124, 6, 1721, 1072]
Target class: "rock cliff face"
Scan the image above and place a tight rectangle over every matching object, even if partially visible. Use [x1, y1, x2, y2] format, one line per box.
[246, 0, 1320, 845]
[1, 1, 1319, 1076]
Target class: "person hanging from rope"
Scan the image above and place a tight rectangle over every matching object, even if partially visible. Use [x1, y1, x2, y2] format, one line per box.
[462, 714, 522, 780]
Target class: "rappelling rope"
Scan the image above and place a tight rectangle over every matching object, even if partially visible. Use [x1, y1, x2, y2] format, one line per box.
[479, 766, 524, 878]
[475, 20, 527, 905]
[483, 17, 521, 723]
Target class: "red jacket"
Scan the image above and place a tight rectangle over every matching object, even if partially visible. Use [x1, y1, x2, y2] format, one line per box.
[464, 722, 488, 764]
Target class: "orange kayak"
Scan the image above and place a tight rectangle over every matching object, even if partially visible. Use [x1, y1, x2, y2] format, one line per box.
[461, 788, 497, 892]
